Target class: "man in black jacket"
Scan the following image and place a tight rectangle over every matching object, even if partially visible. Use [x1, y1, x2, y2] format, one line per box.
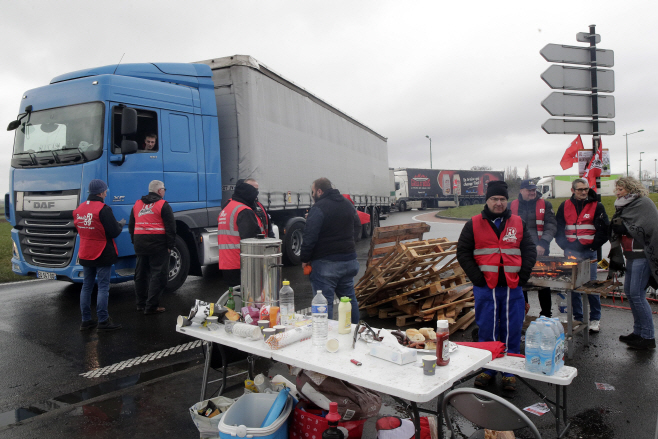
[129, 180, 176, 314]
[556, 178, 609, 332]
[301, 178, 361, 323]
[74, 179, 125, 331]
[457, 181, 537, 392]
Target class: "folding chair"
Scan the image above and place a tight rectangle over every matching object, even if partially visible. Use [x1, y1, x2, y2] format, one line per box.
[441, 387, 542, 439]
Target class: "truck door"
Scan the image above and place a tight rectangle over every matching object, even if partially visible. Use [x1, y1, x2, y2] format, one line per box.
[161, 111, 198, 203]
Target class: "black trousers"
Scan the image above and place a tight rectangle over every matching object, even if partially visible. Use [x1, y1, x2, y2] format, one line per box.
[221, 269, 241, 287]
[523, 287, 553, 317]
[135, 251, 169, 312]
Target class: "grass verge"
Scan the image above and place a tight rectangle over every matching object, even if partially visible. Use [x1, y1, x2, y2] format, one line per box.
[0, 221, 32, 283]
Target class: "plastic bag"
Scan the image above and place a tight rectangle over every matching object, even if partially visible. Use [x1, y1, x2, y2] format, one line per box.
[189, 395, 235, 438]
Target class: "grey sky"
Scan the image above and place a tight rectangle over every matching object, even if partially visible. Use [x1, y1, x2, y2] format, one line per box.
[2, 0, 657, 196]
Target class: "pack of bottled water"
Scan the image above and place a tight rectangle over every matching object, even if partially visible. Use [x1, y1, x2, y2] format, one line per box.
[525, 317, 565, 375]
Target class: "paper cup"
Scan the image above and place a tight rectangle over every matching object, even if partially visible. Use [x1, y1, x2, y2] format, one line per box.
[233, 323, 262, 340]
[258, 320, 270, 330]
[273, 325, 286, 334]
[254, 374, 272, 393]
[326, 338, 339, 353]
[224, 320, 237, 334]
[422, 355, 437, 376]
[177, 315, 191, 328]
[263, 328, 276, 341]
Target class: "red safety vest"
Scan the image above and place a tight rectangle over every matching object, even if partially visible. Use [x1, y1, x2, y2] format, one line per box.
[563, 199, 597, 244]
[255, 200, 269, 235]
[132, 199, 166, 234]
[217, 200, 264, 270]
[472, 214, 524, 289]
[73, 201, 117, 261]
[510, 198, 546, 239]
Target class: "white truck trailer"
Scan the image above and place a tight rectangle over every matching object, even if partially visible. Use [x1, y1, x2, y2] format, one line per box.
[536, 174, 621, 198]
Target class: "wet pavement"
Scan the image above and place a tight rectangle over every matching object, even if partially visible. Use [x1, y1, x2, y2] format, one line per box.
[0, 209, 656, 438]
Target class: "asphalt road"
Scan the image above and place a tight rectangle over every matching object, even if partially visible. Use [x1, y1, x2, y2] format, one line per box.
[0, 208, 656, 438]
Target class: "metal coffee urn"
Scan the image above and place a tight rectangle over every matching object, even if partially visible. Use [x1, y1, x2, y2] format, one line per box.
[240, 235, 283, 308]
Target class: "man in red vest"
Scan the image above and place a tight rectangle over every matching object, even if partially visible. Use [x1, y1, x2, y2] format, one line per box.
[129, 180, 176, 314]
[457, 181, 537, 392]
[511, 179, 557, 317]
[218, 179, 266, 286]
[73, 179, 125, 331]
[556, 178, 609, 332]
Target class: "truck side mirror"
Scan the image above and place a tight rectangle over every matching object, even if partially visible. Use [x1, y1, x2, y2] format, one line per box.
[121, 140, 138, 155]
[121, 108, 138, 135]
[6, 120, 20, 131]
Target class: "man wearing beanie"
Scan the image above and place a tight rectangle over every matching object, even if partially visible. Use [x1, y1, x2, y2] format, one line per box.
[73, 179, 125, 331]
[457, 180, 537, 392]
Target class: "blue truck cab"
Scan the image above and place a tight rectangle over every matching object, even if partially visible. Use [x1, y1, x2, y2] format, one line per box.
[6, 62, 222, 290]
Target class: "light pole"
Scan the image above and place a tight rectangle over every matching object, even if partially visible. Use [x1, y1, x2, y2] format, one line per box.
[425, 135, 432, 169]
[624, 129, 645, 176]
[655, 158, 657, 179]
[640, 152, 645, 181]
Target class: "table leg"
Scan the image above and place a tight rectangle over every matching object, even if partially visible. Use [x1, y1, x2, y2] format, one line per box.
[582, 293, 589, 346]
[555, 384, 561, 436]
[247, 355, 256, 380]
[567, 291, 574, 360]
[200, 341, 213, 402]
[217, 343, 227, 396]
[410, 401, 421, 439]
[436, 393, 445, 439]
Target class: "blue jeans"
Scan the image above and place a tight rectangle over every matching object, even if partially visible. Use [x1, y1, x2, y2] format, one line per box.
[566, 249, 601, 321]
[80, 265, 111, 322]
[624, 258, 655, 339]
[310, 258, 360, 323]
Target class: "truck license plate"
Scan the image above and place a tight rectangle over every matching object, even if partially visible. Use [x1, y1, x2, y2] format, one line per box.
[37, 271, 57, 280]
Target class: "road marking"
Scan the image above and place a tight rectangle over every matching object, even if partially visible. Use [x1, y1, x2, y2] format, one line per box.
[80, 340, 203, 378]
[0, 278, 45, 287]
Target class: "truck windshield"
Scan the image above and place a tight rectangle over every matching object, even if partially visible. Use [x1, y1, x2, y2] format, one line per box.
[11, 102, 104, 168]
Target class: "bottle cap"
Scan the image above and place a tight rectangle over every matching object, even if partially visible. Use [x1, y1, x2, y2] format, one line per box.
[282, 280, 290, 285]
[437, 320, 449, 329]
[326, 402, 341, 423]
[340, 297, 351, 302]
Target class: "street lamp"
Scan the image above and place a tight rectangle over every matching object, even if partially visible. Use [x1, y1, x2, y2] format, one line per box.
[624, 129, 645, 176]
[425, 135, 432, 169]
[640, 152, 645, 181]
[655, 158, 657, 179]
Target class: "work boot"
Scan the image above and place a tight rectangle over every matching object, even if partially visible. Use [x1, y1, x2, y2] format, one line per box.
[80, 319, 98, 331]
[474, 372, 493, 388]
[626, 337, 656, 350]
[619, 332, 642, 344]
[97, 318, 122, 332]
[502, 376, 517, 392]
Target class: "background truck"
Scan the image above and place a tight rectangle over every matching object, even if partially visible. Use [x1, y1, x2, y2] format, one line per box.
[5, 55, 390, 291]
[393, 168, 504, 210]
[536, 175, 621, 198]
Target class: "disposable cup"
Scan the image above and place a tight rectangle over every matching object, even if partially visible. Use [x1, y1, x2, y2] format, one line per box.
[177, 315, 192, 328]
[422, 355, 437, 376]
[326, 338, 339, 353]
[258, 320, 270, 330]
[263, 328, 276, 341]
[224, 320, 237, 334]
[273, 325, 286, 334]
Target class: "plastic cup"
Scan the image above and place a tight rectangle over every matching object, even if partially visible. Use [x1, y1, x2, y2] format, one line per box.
[224, 320, 237, 334]
[422, 355, 437, 376]
[326, 338, 339, 353]
[273, 325, 286, 334]
[263, 328, 276, 341]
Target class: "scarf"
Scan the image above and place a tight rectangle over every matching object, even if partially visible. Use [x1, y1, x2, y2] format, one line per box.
[614, 193, 639, 208]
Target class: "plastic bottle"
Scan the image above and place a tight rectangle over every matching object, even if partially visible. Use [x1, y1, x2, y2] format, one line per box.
[539, 322, 557, 375]
[322, 402, 343, 439]
[279, 281, 295, 327]
[311, 290, 328, 347]
[557, 293, 567, 323]
[338, 297, 352, 334]
[436, 320, 450, 366]
[226, 287, 236, 311]
[550, 318, 566, 370]
[524, 321, 541, 373]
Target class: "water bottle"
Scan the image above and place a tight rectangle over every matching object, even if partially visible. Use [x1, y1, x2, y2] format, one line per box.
[524, 322, 541, 373]
[539, 323, 557, 375]
[311, 290, 328, 347]
[551, 318, 566, 370]
[279, 281, 295, 327]
[558, 293, 567, 323]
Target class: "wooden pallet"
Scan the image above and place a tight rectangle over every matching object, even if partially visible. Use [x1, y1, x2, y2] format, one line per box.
[366, 223, 431, 267]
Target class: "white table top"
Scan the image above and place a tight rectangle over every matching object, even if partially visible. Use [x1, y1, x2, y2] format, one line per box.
[177, 323, 492, 403]
[486, 355, 578, 385]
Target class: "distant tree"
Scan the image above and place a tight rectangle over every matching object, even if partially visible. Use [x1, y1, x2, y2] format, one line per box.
[471, 165, 493, 171]
[505, 166, 522, 197]
[523, 165, 530, 180]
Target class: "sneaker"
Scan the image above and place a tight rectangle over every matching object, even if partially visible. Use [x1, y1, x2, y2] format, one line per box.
[474, 372, 493, 388]
[501, 376, 516, 392]
[80, 319, 98, 331]
[627, 337, 656, 350]
[589, 320, 600, 332]
[97, 318, 122, 332]
[619, 333, 642, 343]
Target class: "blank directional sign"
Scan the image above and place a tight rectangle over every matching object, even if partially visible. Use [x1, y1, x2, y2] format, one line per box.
[540, 44, 614, 67]
[542, 92, 615, 118]
[541, 65, 614, 92]
[576, 32, 601, 44]
[542, 119, 615, 135]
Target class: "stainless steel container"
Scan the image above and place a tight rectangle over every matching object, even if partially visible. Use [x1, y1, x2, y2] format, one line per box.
[240, 236, 283, 307]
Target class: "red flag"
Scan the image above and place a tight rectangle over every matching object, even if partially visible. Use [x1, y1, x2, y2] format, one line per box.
[582, 142, 603, 191]
[560, 135, 583, 170]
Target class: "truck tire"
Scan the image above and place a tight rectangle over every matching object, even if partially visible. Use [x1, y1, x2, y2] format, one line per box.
[370, 207, 380, 232]
[419, 200, 427, 210]
[165, 235, 190, 293]
[283, 221, 304, 265]
[399, 201, 407, 212]
[361, 220, 372, 239]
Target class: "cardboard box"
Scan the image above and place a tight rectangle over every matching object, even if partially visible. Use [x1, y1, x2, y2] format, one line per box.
[368, 342, 417, 365]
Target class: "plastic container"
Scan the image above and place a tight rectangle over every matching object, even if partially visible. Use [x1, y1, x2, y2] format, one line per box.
[524, 321, 541, 373]
[558, 293, 567, 323]
[218, 392, 292, 439]
[436, 320, 450, 366]
[279, 281, 295, 327]
[539, 322, 557, 375]
[311, 290, 328, 347]
[550, 318, 566, 370]
[338, 297, 352, 334]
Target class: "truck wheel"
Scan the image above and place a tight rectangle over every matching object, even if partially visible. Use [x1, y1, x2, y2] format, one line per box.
[370, 207, 380, 233]
[361, 220, 372, 239]
[165, 235, 190, 293]
[419, 200, 427, 210]
[283, 221, 304, 265]
[400, 201, 407, 212]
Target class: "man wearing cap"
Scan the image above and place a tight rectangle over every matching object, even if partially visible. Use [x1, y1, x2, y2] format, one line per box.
[556, 178, 609, 332]
[129, 180, 176, 314]
[457, 181, 537, 392]
[511, 180, 557, 317]
[73, 179, 125, 331]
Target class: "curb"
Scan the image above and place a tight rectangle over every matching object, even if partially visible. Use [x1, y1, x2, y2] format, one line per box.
[435, 214, 469, 222]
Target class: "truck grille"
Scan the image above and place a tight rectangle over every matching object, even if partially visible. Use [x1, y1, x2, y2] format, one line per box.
[18, 217, 76, 268]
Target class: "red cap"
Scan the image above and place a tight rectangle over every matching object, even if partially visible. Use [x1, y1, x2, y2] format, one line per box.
[326, 402, 341, 423]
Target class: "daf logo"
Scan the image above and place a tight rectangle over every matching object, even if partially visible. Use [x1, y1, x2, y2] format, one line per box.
[32, 201, 55, 209]
[113, 195, 125, 202]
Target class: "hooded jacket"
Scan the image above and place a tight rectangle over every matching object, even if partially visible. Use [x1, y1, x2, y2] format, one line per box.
[512, 191, 557, 251]
[129, 192, 176, 254]
[78, 194, 123, 267]
[555, 188, 609, 253]
[223, 182, 264, 240]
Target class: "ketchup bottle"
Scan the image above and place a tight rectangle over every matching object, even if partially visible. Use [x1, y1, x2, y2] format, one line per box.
[436, 320, 450, 366]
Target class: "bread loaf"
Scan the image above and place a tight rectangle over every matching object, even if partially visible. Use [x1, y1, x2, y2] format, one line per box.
[419, 327, 436, 340]
[406, 328, 425, 343]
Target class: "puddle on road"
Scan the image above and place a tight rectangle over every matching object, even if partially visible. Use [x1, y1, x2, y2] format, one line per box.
[566, 406, 617, 439]
[0, 359, 201, 428]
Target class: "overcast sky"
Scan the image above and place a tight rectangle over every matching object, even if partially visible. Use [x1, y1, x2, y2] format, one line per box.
[2, 0, 657, 196]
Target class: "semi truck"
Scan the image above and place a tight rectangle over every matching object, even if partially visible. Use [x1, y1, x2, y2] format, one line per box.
[5, 55, 390, 291]
[393, 168, 504, 210]
[536, 175, 621, 198]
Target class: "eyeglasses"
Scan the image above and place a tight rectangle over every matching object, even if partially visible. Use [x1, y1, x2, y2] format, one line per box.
[574, 188, 589, 192]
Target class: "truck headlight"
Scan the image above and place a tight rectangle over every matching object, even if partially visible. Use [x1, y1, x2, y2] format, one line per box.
[12, 241, 19, 259]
